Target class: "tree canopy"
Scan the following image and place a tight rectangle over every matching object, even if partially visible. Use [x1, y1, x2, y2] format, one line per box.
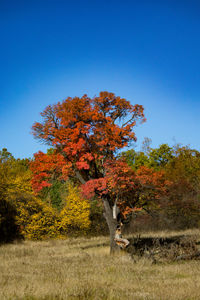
[31, 91, 145, 185]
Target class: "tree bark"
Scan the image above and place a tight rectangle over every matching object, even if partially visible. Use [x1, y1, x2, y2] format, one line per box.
[103, 197, 121, 254]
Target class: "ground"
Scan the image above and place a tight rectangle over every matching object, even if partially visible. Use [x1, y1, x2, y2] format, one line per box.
[1, 229, 200, 300]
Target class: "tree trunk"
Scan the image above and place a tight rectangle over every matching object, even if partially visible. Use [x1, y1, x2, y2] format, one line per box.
[103, 197, 121, 254]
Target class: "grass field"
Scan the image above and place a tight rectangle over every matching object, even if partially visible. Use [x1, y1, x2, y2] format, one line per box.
[1, 229, 200, 300]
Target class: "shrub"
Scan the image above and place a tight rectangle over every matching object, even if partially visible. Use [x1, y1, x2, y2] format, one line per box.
[59, 182, 91, 234]
[14, 194, 61, 240]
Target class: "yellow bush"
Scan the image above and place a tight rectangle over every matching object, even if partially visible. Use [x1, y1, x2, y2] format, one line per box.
[60, 182, 91, 234]
[14, 194, 61, 240]
[14, 183, 91, 240]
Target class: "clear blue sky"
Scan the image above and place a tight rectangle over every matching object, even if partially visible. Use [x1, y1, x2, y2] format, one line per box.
[0, 0, 200, 159]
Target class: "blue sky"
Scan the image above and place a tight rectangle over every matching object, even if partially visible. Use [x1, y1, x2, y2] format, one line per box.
[0, 0, 200, 158]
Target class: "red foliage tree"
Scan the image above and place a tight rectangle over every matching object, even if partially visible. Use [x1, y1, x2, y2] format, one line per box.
[31, 91, 153, 252]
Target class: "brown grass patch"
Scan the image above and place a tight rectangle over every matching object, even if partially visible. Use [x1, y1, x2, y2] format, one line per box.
[1, 230, 200, 299]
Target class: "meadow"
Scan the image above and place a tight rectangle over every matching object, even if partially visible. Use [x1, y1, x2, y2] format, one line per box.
[1, 229, 200, 300]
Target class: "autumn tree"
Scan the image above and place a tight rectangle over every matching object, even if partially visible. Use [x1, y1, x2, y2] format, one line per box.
[162, 146, 200, 228]
[0, 148, 32, 242]
[31, 91, 148, 252]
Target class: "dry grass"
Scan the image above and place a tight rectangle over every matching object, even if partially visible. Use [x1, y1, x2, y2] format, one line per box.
[1, 229, 200, 300]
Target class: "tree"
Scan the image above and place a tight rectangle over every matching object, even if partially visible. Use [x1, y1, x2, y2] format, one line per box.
[31, 91, 148, 252]
[148, 144, 174, 170]
[166, 146, 200, 190]
[0, 149, 32, 242]
[162, 146, 200, 228]
[119, 149, 150, 170]
[141, 137, 152, 154]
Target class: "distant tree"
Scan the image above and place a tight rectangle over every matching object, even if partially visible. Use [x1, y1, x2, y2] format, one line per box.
[141, 137, 152, 154]
[148, 144, 174, 170]
[119, 149, 137, 167]
[121, 143, 174, 171]
[166, 146, 200, 189]
[118, 148, 150, 170]
[163, 146, 200, 228]
[0, 148, 14, 162]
